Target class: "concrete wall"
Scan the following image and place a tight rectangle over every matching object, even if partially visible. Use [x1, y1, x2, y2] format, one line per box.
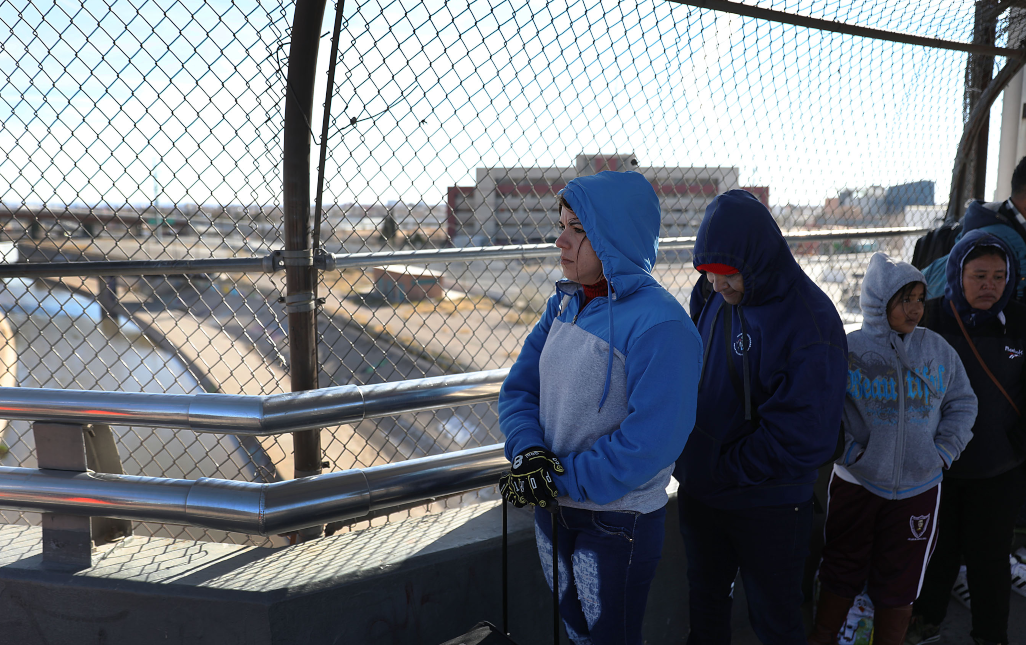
[0, 490, 1005, 644]
[0, 496, 756, 645]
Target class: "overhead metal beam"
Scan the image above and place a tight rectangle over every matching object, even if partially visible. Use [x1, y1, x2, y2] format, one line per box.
[668, 0, 1026, 59]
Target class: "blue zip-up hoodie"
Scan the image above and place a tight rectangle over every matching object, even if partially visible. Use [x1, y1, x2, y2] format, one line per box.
[840, 253, 976, 499]
[499, 171, 703, 513]
[674, 190, 848, 509]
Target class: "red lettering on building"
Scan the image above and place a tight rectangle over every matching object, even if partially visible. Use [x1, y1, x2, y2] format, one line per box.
[494, 182, 567, 196]
[650, 182, 719, 196]
[447, 186, 475, 241]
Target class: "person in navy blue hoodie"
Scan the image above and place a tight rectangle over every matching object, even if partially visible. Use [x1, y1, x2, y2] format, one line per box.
[907, 231, 1026, 645]
[498, 170, 703, 645]
[674, 190, 848, 645]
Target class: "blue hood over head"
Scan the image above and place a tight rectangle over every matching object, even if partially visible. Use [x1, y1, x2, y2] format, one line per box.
[944, 229, 1017, 327]
[692, 189, 800, 306]
[560, 170, 661, 298]
[561, 170, 662, 409]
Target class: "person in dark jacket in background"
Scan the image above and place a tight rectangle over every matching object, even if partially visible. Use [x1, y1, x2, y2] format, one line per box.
[921, 155, 1026, 302]
[907, 231, 1026, 645]
[674, 190, 849, 645]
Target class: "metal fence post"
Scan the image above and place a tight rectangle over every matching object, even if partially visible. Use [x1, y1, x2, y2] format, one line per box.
[83, 423, 133, 546]
[283, 0, 329, 540]
[34, 421, 92, 570]
[98, 277, 119, 320]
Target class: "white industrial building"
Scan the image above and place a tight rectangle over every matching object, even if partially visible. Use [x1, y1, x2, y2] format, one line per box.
[447, 154, 757, 246]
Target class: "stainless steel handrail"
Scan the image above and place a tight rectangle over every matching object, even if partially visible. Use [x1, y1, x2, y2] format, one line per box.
[0, 444, 507, 535]
[0, 369, 508, 435]
[0, 253, 284, 278]
[324, 226, 930, 270]
[0, 227, 930, 277]
[0, 225, 927, 539]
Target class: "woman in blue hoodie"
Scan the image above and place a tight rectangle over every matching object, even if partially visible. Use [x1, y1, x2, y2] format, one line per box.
[497, 171, 703, 645]
[809, 252, 976, 645]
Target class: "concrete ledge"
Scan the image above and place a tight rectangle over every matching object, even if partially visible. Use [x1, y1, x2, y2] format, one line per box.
[0, 482, 1012, 644]
[0, 497, 753, 645]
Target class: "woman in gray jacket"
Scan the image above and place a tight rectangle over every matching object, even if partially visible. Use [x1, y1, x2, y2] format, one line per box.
[808, 252, 977, 645]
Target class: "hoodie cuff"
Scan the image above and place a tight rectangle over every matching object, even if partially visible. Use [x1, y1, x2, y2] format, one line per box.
[555, 456, 585, 502]
[936, 442, 955, 469]
[503, 424, 546, 462]
[552, 471, 570, 498]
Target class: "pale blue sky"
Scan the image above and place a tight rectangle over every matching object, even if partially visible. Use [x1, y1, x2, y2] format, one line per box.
[0, 0, 1003, 211]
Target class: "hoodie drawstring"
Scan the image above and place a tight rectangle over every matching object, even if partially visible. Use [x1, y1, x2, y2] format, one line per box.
[738, 307, 753, 422]
[598, 281, 614, 411]
[696, 303, 723, 392]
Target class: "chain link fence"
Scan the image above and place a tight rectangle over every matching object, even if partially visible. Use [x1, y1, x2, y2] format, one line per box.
[0, 0, 1020, 545]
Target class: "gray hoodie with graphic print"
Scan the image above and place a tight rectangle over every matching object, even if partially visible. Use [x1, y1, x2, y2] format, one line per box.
[840, 252, 977, 500]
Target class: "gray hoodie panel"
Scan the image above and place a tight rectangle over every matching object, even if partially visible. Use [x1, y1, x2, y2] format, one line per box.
[841, 253, 978, 500]
[538, 318, 673, 513]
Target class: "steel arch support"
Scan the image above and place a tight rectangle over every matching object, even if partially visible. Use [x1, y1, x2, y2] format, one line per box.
[947, 49, 1026, 222]
[284, 0, 330, 538]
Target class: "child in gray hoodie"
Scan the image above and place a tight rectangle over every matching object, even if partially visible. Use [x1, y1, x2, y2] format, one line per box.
[808, 252, 977, 645]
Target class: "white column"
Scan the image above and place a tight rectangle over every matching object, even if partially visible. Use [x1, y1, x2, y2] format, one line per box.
[994, 9, 1026, 201]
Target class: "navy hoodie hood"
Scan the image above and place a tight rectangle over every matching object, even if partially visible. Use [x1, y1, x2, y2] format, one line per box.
[944, 229, 1016, 327]
[677, 189, 848, 509]
[692, 190, 802, 306]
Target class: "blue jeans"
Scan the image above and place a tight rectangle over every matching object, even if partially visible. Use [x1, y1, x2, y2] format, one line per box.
[534, 505, 666, 645]
[678, 491, 814, 645]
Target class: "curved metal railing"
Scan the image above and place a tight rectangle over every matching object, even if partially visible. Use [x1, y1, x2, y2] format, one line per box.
[0, 370, 510, 536]
[0, 225, 926, 539]
[0, 369, 507, 435]
[0, 227, 929, 277]
[0, 445, 507, 536]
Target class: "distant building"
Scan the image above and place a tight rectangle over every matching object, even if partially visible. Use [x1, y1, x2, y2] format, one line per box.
[903, 205, 946, 229]
[837, 186, 888, 226]
[823, 181, 935, 228]
[886, 181, 934, 215]
[447, 154, 763, 246]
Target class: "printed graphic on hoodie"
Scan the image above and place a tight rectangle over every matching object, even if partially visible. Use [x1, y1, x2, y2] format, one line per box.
[847, 352, 948, 424]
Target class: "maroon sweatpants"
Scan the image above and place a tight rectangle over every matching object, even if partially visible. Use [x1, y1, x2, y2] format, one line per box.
[817, 472, 941, 608]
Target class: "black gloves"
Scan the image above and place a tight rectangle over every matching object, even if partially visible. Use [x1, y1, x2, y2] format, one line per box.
[499, 447, 565, 508]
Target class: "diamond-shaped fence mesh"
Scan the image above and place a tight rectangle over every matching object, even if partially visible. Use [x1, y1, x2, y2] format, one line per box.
[0, 0, 1021, 545]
